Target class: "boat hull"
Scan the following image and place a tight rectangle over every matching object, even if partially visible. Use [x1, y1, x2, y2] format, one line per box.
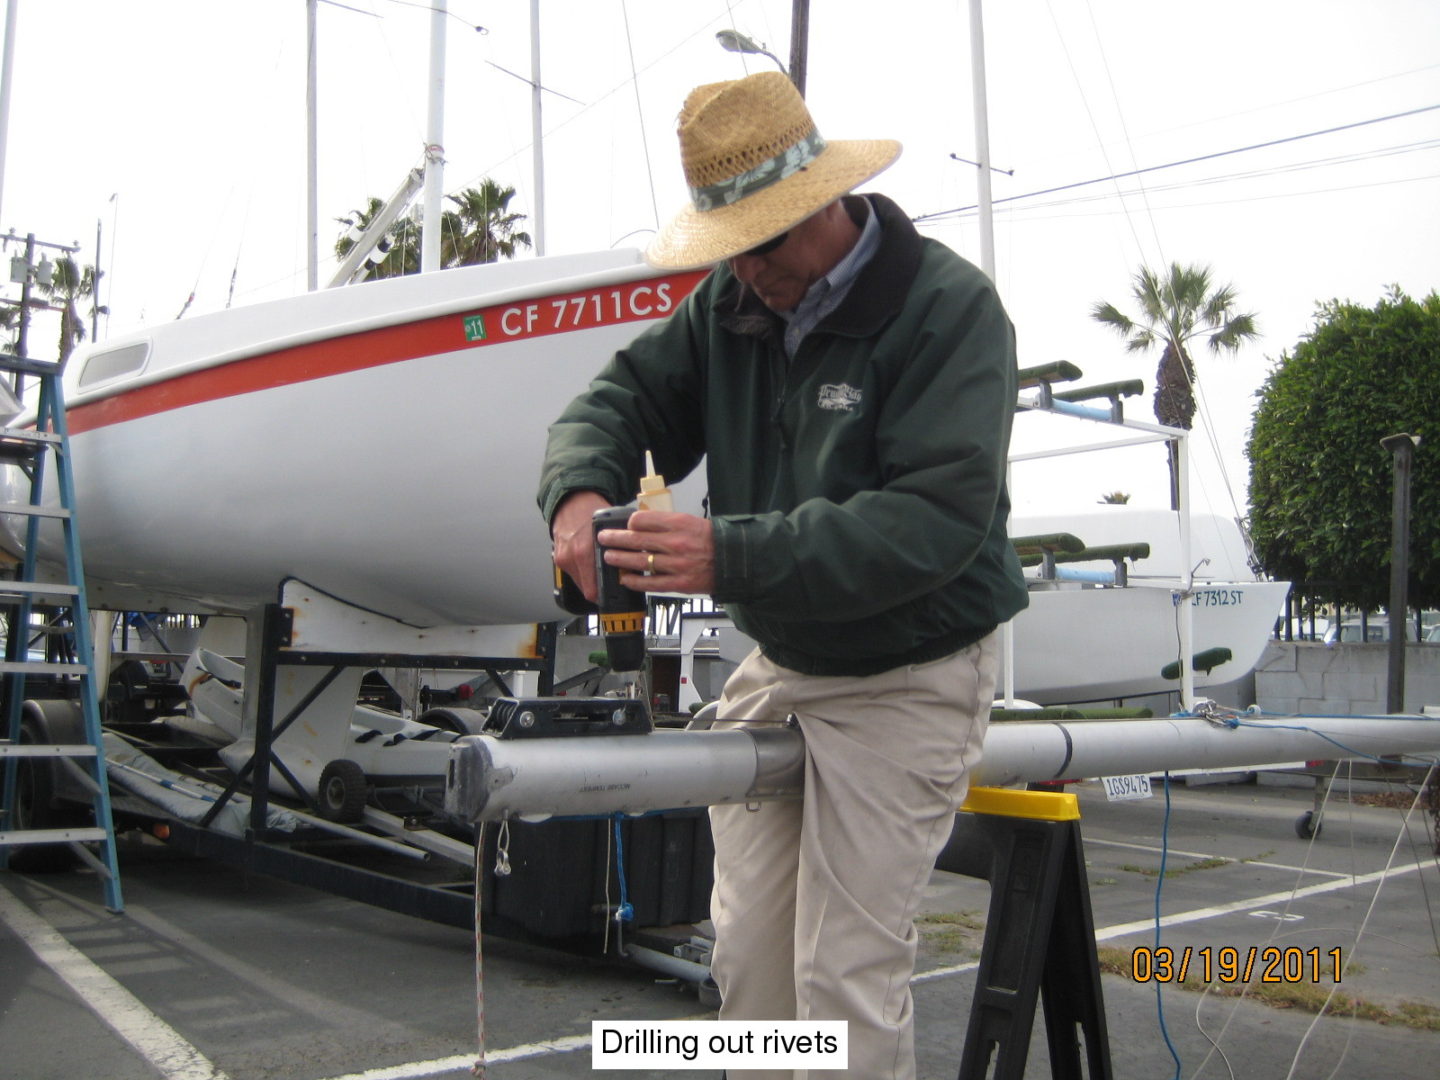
[1, 251, 1288, 707]
[0, 254, 707, 625]
[1013, 581, 1289, 703]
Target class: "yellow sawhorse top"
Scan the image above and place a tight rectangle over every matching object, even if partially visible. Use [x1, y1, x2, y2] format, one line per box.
[960, 785, 1080, 822]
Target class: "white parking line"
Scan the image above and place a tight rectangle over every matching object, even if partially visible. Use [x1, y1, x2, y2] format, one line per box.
[914, 857, 1429, 984]
[313, 1033, 595, 1079]
[0, 881, 230, 1080]
[1085, 837, 1350, 878]
[1092, 857, 1428, 942]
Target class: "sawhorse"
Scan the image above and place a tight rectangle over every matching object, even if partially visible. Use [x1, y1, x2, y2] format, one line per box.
[940, 786, 1112, 1079]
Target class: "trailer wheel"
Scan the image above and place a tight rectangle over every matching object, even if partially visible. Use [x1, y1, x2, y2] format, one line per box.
[1295, 811, 1322, 840]
[2, 717, 88, 871]
[317, 759, 370, 823]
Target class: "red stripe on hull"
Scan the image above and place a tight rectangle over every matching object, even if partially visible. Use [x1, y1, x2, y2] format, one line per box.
[67, 270, 707, 435]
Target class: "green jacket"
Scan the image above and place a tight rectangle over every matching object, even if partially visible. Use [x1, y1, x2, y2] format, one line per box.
[539, 194, 1028, 676]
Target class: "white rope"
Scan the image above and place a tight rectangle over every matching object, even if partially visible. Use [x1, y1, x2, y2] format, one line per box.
[1286, 762, 1438, 1080]
[471, 825, 487, 1077]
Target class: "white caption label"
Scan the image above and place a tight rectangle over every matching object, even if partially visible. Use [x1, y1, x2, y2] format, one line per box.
[591, 1020, 847, 1070]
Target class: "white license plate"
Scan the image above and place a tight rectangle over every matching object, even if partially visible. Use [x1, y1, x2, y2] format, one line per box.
[1101, 774, 1154, 801]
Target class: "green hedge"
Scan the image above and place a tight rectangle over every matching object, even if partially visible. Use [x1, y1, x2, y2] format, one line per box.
[1248, 289, 1439, 611]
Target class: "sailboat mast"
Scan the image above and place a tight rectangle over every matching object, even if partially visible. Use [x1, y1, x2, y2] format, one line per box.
[1177, 437, 1196, 708]
[966, 0, 1016, 703]
[306, 0, 318, 291]
[420, 0, 446, 273]
[530, 0, 545, 256]
[968, 0, 995, 281]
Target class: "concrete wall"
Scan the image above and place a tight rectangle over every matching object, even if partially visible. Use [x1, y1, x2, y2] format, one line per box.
[1113, 670, 1257, 717]
[1254, 640, 1440, 715]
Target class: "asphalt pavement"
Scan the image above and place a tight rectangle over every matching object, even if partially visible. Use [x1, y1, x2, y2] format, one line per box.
[3, 776, 1438, 1079]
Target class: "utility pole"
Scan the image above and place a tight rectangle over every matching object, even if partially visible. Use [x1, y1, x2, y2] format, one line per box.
[1380, 432, 1420, 712]
[13, 231, 35, 363]
[788, 0, 809, 97]
[3, 230, 80, 396]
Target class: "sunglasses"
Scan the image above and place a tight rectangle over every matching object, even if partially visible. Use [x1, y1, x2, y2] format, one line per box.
[742, 231, 790, 258]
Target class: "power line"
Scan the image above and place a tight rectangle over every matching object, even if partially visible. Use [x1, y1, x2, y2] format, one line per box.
[953, 140, 1440, 221]
[925, 172, 1439, 228]
[914, 103, 1440, 225]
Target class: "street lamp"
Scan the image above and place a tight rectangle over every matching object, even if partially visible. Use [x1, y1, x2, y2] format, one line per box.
[715, 29, 788, 75]
[1380, 432, 1421, 712]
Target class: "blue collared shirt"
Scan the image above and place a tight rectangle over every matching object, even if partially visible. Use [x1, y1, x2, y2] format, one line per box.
[780, 197, 882, 358]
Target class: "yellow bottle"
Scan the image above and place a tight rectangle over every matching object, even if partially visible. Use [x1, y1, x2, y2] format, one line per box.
[636, 450, 674, 512]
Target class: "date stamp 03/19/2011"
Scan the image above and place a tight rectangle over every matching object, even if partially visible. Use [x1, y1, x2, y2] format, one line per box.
[1129, 946, 1345, 985]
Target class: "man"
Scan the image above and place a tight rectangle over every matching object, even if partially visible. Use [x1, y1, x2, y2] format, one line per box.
[540, 71, 1027, 1079]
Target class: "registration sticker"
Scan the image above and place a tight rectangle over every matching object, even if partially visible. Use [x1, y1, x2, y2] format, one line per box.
[461, 270, 707, 346]
[1101, 774, 1154, 801]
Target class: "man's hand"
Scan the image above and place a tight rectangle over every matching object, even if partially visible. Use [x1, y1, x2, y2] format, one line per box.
[599, 510, 716, 596]
[550, 491, 612, 603]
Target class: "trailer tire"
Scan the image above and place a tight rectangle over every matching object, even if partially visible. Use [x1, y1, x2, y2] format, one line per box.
[2, 715, 89, 872]
[317, 759, 369, 823]
[1294, 811, 1322, 840]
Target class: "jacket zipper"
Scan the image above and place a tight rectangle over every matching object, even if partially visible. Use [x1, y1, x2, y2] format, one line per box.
[769, 338, 792, 454]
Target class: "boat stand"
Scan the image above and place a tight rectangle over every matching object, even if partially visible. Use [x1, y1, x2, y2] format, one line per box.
[167, 579, 557, 928]
[939, 787, 1112, 1080]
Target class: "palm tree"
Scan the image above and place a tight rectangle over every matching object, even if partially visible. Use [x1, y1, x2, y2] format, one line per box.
[441, 180, 532, 266]
[35, 256, 102, 365]
[0, 302, 19, 349]
[1091, 262, 1259, 431]
[334, 180, 530, 281]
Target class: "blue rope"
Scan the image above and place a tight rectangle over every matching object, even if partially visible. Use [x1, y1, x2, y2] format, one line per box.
[1229, 719, 1393, 763]
[1173, 709, 1438, 767]
[1154, 771, 1182, 1079]
[612, 815, 633, 924]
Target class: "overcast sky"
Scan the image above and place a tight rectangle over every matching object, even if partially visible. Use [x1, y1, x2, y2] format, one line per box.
[2, 0, 1436, 516]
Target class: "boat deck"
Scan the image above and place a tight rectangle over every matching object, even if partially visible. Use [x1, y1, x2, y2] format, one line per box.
[3, 777, 1438, 1079]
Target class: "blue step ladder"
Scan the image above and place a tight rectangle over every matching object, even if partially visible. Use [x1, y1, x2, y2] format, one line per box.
[0, 354, 124, 912]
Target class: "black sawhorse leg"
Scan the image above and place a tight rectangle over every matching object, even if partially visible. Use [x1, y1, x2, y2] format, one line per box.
[938, 787, 1112, 1080]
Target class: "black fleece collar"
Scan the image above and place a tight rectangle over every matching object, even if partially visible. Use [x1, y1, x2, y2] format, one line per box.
[714, 192, 926, 340]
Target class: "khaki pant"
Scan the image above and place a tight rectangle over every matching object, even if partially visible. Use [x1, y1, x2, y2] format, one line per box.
[708, 635, 998, 1080]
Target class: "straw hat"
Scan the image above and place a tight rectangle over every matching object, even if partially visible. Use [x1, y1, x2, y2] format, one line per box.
[645, 71, 901, 270]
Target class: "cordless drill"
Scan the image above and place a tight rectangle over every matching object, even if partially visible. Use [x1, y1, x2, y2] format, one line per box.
[553, 504, 647, 673]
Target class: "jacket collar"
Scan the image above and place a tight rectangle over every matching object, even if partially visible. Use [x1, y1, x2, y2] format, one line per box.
[714, 192, 925, 340]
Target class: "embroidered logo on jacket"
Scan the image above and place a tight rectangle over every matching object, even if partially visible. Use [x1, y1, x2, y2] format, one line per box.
[817, 383, 862, 412]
